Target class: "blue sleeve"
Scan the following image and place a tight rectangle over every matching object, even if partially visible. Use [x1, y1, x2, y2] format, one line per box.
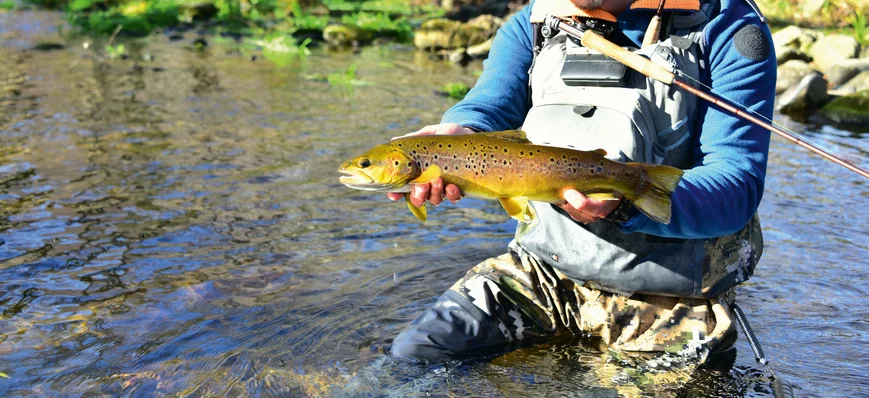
[620, 1, 776, 238]
[440, 5, 534, 132]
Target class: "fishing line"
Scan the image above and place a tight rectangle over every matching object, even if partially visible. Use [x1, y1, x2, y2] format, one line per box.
[675, 70, 850, 163]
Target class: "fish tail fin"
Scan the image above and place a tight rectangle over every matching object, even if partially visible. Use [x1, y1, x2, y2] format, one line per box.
[405, 193, 427, 222]
[625, 163, 684, 224]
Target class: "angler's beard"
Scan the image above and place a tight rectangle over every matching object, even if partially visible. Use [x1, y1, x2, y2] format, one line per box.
[570, 0, 605, 9]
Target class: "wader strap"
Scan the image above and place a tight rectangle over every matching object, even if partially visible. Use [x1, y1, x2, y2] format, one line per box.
[528, 22, 545, 108]
[730, 302, 795, 398]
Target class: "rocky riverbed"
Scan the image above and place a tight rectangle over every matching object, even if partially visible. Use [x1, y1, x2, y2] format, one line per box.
[774, 25, 869, 126]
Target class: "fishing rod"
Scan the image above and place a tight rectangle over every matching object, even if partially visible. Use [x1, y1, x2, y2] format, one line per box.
[543, 15, 869, 180]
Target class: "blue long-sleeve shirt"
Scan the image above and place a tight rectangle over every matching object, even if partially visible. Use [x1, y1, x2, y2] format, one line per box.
[441, 0, 776, 239]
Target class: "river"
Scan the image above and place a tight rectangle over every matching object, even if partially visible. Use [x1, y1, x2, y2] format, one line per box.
[1, 10, 867, 397]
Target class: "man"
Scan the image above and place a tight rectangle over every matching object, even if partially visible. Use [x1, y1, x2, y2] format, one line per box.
[387, 0, 775, 385]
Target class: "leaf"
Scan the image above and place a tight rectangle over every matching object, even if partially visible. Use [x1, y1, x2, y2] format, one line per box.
[0, 372, 8, 378]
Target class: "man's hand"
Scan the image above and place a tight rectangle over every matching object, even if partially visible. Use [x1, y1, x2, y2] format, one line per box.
[559, 189, 622, 224]
[386, 123, 473, 206]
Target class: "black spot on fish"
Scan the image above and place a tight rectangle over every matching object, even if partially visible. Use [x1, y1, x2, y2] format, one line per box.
[397, 143, 402, 147]
[416, 144, 420, 148]
[504, 148, 508, 153]
[412, 150, 417, 154]
[550, 158, 555, 163]
[447, 144, 452, 148]
[494, 145, 499, 149]
[529, 152, 534, 157]
[425, 162, 429, 167]
[434, 155, 439, 160]
[520, 151, 525, 155]
[589, 169, 595, 174]
[599, 161, 604, 166]
[394, 161, 399, 166]
[423, 146, 427, 151]
[453, 155, 458, 159]
[464, 143, 468, 147]
[438, 144, 443, 148]
[407, 162, 412, 167]
[499, 176, 503, 180]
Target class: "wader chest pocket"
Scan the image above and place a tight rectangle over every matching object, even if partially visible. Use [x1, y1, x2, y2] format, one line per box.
[560, 53, 628, 87]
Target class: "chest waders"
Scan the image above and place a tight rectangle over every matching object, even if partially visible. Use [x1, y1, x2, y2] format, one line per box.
[538, 7, 794, 397]
[517, 0, 763, 299]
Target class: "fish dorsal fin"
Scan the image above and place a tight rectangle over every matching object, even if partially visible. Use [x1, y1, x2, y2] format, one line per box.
[409, 165, 442, 184]
[405, 193, 427, 221]
[477, 130, 532, 144]
[592, 148, 607, 157]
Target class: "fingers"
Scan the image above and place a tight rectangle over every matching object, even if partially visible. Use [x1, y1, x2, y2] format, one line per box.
[386, 192, 403, 201]
[445, 184, 463, 204]
[388, 180, 462, 207]
[561, 189, 622, 224]
[392, 123, 474, 140]
[429, 178, 444, 206]
[409, 183, 430, 207]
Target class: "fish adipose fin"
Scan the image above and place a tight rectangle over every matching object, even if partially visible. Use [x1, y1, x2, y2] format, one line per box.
[499, 197, 533, 222]
[477, 130, 532, 144]
[410, 165, 442, 184]
[405, 193, 427, 221]
[625, 163, 684, 224]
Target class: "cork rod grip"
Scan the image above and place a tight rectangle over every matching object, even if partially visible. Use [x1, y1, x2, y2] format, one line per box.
[580, 30, 676, 84]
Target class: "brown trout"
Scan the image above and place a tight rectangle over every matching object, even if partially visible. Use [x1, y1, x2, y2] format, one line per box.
[338, 131, 684, 224]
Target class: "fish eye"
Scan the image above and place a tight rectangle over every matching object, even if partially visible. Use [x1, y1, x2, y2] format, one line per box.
[359, 159, 371, 168]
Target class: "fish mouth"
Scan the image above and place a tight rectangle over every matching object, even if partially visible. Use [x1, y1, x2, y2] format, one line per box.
[338, 168, 405, 192]
[338, 168, 374, 185]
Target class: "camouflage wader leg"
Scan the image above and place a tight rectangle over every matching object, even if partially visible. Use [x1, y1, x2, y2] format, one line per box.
[392, 241, 737, 385]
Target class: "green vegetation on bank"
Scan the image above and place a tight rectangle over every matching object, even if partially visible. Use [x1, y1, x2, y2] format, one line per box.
[32, 0, 443, 37]
[758, 0, 869, 44]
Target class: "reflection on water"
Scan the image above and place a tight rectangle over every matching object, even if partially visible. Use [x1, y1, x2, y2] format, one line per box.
[1, 11, 868, 397]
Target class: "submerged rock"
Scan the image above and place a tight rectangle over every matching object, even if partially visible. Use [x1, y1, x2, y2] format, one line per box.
[323, 24, 373, 47]
[809, 34, 859, 73]
[777, 72, 829, 117]
[777, 60, 816, 94]
[826, 58, 869, 88]
[448, 36, 495, 63]
[32, 42, 65, 51]
[414, 15, 503, 51]
[772, 25, 817, 65]
[831, 71, 869, 95]
[819, 90, 869, 126]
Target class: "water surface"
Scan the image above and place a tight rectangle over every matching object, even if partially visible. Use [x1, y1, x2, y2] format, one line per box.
[1, 11, 867, 397]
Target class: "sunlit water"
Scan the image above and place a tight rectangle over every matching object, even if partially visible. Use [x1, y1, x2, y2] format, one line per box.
[1, 11, 867, 397]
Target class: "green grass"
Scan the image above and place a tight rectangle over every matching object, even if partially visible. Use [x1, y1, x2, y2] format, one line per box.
[849, 10, 868, 45]
[50, 0, 443, 38]
[341, 11, 411, 41]
[105, 43, 126, 58]
[259, 33, 311, 66]
[0, 1, 15, 10]
[441, 82, 469, 99]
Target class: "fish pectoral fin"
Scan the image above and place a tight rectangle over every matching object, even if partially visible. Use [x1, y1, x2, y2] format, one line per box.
[499, 197, 531, 221]
[591, 148, 608, 157]
[409, 165, 442, 185]
[586, 192, 621, 201]
[477, 130, 532, 144]
[405, 193, 427, 222]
